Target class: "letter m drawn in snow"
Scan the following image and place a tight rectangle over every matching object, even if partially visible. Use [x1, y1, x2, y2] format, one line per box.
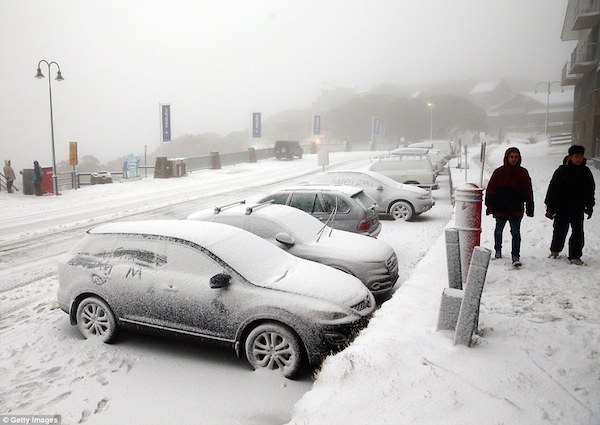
[126, 267, 142, 279]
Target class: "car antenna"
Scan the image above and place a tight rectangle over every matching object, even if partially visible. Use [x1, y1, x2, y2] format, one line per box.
[214, 200, 246, 214]
[245, 199, 274, 215]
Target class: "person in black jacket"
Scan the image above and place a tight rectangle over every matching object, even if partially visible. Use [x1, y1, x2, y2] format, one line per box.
[485, 147, 534, 266]
[545, 145, 596, 265]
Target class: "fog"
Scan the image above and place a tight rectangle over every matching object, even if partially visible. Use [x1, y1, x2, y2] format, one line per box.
[0, 0, 574, 174]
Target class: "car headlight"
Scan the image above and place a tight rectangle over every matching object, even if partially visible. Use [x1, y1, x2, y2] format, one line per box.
[309, 309, 351, 321]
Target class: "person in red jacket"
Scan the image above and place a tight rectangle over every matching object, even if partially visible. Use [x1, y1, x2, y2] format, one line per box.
[485, 147, 534, 266]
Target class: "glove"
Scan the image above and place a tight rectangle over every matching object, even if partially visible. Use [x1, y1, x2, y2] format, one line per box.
[526, 201, 534, 217]
[545, 211, 555, 220]
[526, 210, 534, 218]
[585, 207, 593, 219]
[485, 207, 493, 216]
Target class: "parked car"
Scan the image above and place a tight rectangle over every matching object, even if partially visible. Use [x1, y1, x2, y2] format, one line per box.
[390, 147, 446, 174]
[257, 185, 381, 237]
[188, 202, 399, 294]
[366, 156, 439, 189]
[274, 140, 303, 160]
[312, 170, 435, 221]
[90, 171, 113, 185]
[408, 140, 456, 159]
[57, 220, 375, 378]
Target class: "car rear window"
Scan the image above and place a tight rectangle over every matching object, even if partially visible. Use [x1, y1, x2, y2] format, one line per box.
[353, 191, 376, 210]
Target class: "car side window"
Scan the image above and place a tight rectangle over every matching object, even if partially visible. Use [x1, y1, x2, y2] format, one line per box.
[289, 193, 317, 213]
[321, 194, 350, 213]
[262, 193, 290, 205]
[165, 241, 223, 281]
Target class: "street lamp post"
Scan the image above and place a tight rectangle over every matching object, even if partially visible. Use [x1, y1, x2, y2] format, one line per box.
[535, 81, 562, 136]
[35, 60, 64, 196]
[427, 99, 436, 139]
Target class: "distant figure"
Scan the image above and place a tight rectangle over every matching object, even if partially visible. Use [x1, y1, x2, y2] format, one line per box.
[3, 160, 16, 193]
[33, 160, 43, 196]
[485, 147, 534, 267]
[544, 145, 596, 265]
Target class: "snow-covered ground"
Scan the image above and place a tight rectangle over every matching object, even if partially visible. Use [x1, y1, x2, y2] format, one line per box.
[1, 140, 598, 425]
[287, 140, 600, 425]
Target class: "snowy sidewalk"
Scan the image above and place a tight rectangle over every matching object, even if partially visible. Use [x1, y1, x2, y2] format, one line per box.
[286, 142, 600, 425]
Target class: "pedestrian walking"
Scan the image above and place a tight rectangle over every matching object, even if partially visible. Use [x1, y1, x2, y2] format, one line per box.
[544, 145, 596, 265]
[3, 160, 16, 193]
[485, 147, 534, 267]
[33, 160, 43, 196]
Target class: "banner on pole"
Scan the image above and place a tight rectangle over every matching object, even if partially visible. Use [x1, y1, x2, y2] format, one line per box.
[252, 112, 261, 138]
[313, 115, 321, 136]
[161, 104, 171, 143]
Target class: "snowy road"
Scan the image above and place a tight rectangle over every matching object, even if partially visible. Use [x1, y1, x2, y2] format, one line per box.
[0, 152, 455, 425]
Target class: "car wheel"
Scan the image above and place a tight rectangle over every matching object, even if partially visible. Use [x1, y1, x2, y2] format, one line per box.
[390, 201, 414, 221]
[76, 296, 117, 343]
[245, 322, 302, 378]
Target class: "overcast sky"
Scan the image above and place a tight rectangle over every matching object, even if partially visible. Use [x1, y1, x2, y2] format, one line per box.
[1, 0, 574, 173]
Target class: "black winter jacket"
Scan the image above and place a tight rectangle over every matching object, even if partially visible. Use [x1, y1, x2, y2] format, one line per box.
[544, 157, 596, 216]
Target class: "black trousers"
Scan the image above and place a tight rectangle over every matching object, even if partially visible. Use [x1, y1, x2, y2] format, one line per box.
[550, 211, 585, 260]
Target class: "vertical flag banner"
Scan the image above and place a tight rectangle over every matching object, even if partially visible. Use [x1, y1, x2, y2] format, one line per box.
[69, 141, 78, 166]
[161, 104, 171, 143]
[313, 115, 321, 136]
[372, 117, 381, 137]
[252, 112, 261, 138]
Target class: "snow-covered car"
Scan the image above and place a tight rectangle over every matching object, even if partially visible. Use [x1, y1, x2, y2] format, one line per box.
[187, 202, 399, 295]
[90, 170, 113, 184]
[408, 140, 456, 159]
[257, 185, 381, 237]
[390, 147, 446, 174]
[312, 170, 435, 221]
[366, 156, 439, 189]
[57, 220, 375, 378]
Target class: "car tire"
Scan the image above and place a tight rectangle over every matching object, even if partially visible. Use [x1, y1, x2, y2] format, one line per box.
[76, 296, 118, 343]
[245, 322, 302, 378]
[390, 201, 414, 221]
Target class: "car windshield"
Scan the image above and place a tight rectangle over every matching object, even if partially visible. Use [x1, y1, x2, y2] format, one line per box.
[272, 209, 329, 243]
[206, 229, 296, 287]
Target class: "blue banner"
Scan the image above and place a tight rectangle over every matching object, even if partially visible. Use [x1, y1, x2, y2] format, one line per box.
[252, 112, 261, 138]
[161, 104, 171, 143]
[372, 117, 381, 137]
[313, 115, 321, 135]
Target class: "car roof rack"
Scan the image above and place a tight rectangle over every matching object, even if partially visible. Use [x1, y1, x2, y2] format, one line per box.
[245, 200, 274, 215]
[214, 200, 246, 214]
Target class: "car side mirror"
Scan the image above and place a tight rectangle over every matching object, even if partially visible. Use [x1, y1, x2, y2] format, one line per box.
[209, 273, 231, 289]
[376, 185, 384, 191]
[275, 232, 295, 246]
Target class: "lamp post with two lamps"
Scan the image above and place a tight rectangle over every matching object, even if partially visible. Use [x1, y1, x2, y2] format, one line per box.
[35, 60, 64, 196]
[427, 99, 436, 139]
[535, 81, 562, 136]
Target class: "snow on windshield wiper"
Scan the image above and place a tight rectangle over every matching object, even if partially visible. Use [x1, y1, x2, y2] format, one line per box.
[316, 197, 338, 242]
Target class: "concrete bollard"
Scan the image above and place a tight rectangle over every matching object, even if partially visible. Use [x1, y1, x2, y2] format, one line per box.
[436, 288, 463, 331]
[453, 247, 491, 346]
[445, 228, 462, 290]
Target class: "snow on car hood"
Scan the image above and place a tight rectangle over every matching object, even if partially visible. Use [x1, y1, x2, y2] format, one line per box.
[270, 256, 370, 307]
[303, 230, 395, 263]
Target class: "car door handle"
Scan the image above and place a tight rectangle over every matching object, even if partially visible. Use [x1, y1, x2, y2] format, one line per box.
[163, 284, 178, 292]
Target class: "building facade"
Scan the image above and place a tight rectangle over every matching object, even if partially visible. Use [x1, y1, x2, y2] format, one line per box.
[562, 0, 600, 157]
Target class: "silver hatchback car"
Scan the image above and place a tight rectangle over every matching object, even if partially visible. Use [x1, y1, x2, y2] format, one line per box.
[57, 220, 375, 378]
[188, 202, 399, 295]
[313, 170, 435, 221]
[257, 185, 381, 237]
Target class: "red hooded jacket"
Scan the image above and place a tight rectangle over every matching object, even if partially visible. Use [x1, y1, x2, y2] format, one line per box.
[485, 147, 534, 218]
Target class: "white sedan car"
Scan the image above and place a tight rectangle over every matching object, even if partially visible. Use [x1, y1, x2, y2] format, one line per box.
[188, 203, 399, 295]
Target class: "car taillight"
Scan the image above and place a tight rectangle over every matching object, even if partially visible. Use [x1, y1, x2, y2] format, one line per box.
[357, 219, 370, 232]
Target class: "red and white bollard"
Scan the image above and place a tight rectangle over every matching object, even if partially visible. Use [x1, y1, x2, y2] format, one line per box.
[454, 183, 484, 284]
